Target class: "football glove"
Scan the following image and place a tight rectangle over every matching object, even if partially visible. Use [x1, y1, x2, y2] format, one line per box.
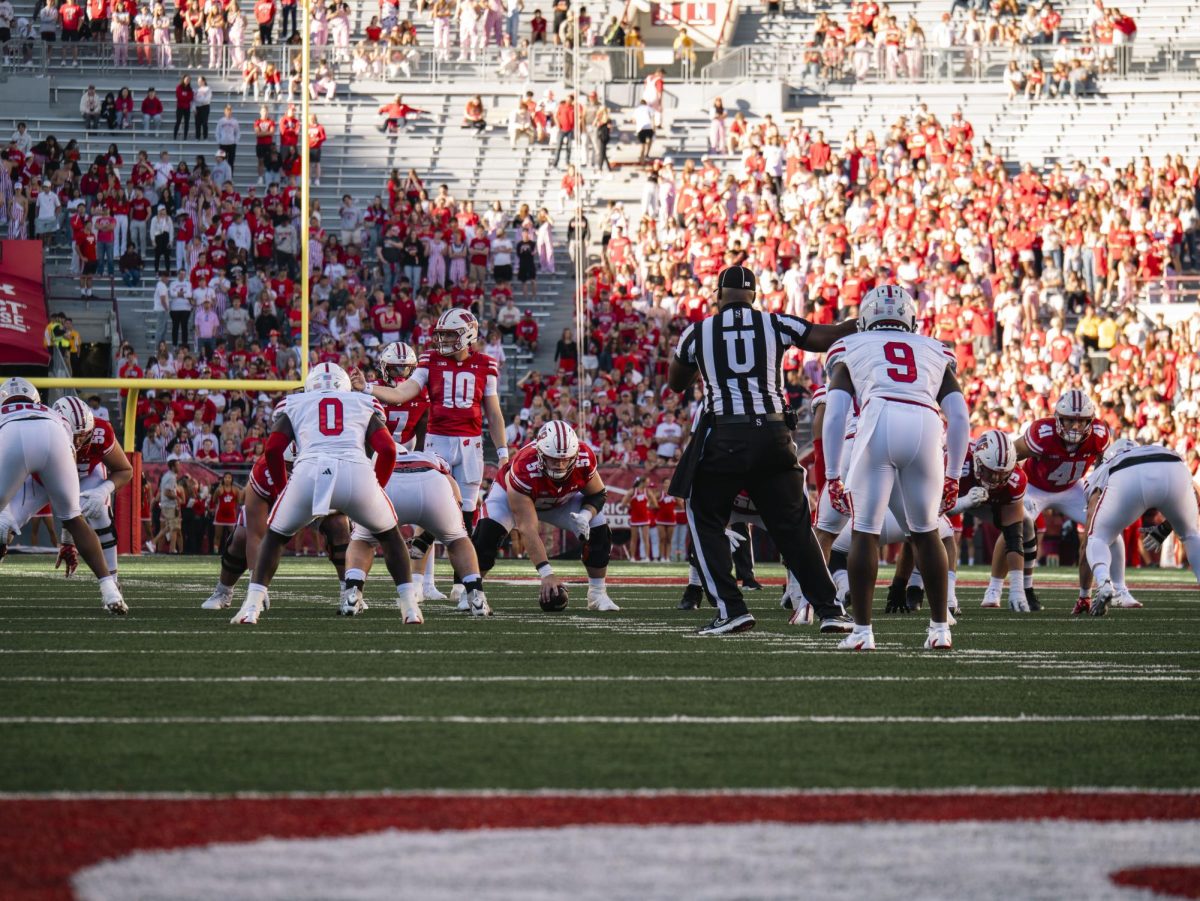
[884, 580, 910, 614]
[569, 511, 592, 541]
[724, 528, 745, 552]
[826, 478, 851, 516]
[55, 543, 79, 578]
[1141, 521, 1173, 555]
[79, 480, 115, 520]
[939, 477, 960, 515]
[965, 486, 989, 509]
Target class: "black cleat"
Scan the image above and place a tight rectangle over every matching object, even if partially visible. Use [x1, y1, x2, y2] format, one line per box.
[696, 613, 756, 635]
[1026, 587, 1042, 612]
[906, 585, 925, 612]
[741, 578, 764, 591]
[677, 584, 703, 610]
[819, 613, 855, 634]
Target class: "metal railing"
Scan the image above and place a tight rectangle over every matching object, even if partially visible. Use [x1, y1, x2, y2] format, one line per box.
[703, 41, 1200, 88]
[0, 39, 293, 79]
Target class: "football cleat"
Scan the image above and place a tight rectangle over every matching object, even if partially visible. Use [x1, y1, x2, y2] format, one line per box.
[1089, 580, 1116, 617]
[412, 582, 425, 605]
[696, 613, 756, 636]
[678, 584, 704, 610]
[100, 580, 128, 616]
[819, 613, 855, 633]
[466, 588, 492, 617]
[1071, 596, 1091, 616]
[397, 594, 424, 625]
[201, 585, 234, 610]
[788, 600, 814, 626]
[1009, 590, 1030, 614]
[741, 578, 764, 591]
[230, 590, 268, 625]
[424, 584, 449, 602]
[452, 584, 470, 610]
[778, 591, 794, 610]
[586, 588, 620, 612]
[1025, 587, 1042, 612]
[837, 630, 875, 650]
[338, 586, 366, 616]
[1114, 587, 1143, 609]
[924, 625, 953, 650]
[948, 595, 961, 617]
[980, 584, 1002, 608]
[905, 585, 925, 612]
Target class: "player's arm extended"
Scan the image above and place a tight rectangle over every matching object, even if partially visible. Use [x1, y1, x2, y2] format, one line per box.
[1012, 435, 1033, 461]
[821, 363, 854, 481]
[264, 414, 296, 488]
[667, 356, 697, 393]
[937, 368, 969, 483]
[508, 487, 550, 569]
[365, 379, 421, 405]
[483, 393, 509, 463]
[99, 442, 134, 491]
[412, 407, 429, 451]
[365, 414, 396, 486]
[803, 318, 858, 352]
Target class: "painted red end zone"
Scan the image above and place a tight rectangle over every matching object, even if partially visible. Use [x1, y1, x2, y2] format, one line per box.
[2, 792, 1199, 900]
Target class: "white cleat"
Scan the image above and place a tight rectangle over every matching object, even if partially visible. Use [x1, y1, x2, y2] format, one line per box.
[397, 595, 424, 625]
[412, 582, 425, 605]
[837, 630, 876, 651]
[424, 584, 449, 602]
[338, 586, 366, 616]
[1009, 590, 1030, 613]
[143, 540, 155, 554]
[1090, 579, 1116, 617]
[980, 585, 1002, 608]
[230, 591, 268, 625]
[452, 584, 469, 611]
[946, 608, 958, 627]
[1114, 587, 1143, 609]
[201, 586, 233, 610]
[586, 588, 620, 612]
[924, 625, 953, 650]
[100, 580, 128, 616]
[466, 588, 492, 617]
[787, 600, 813, 626]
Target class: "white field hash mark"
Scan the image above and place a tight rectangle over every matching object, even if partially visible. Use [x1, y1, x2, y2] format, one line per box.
[2, 714, 1198, 726]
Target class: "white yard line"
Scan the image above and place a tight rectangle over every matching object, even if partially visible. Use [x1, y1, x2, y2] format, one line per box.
[1, 714, 1196, 725]
[3, 648, 1200, 656]
[1, 674, 1197, 684]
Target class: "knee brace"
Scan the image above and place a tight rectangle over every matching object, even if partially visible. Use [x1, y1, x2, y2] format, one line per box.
[581, 523, 612, 569]
[221, 548, 248, 577]
[471, 517, 508, 574]
[327, 541, 348, 567]
[1002, 522, 1024, 556]
[95, 521, 118, 550]
[462, 509, 476, 539]
[409, 530, 434, 555]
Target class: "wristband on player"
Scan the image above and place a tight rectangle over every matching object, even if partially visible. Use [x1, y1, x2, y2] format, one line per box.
[536, 562, 554, 578]
[497, 447, 509, 461]
[363, 383, 375, 397]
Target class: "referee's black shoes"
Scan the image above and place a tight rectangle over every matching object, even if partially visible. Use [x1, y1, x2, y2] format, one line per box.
[677, 584, 704, 610]
[697, 613, 756, 635]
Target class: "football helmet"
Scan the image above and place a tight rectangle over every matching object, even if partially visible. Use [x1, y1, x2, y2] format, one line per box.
[857, 285, 917, 333]
[1053, 389, 1096, 445]
[0, 377, 40, 404]
[379, 341, 418, 384]
[1102, 437, 1137, 464]
[432, 308, 479, 356]
[304, 361, 352, 393]
[535, 420, 580, 482]
[972, 429, 1017, 488]
[52, 396, 95, 450]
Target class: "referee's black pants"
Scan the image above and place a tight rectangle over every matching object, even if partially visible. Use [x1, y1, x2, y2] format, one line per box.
[686, 422, 840, 620]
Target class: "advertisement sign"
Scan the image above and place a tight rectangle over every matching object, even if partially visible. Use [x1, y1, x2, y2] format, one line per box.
[651, 1, 717, 26]
[0, 241, 50, 367]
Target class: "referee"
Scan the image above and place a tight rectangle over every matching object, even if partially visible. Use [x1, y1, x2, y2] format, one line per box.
[667, 265, 856, 636]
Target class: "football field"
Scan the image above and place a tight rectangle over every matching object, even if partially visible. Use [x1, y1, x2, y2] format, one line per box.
[1, 556, 1198, 898]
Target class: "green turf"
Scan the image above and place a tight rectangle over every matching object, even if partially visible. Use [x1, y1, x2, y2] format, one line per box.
[0, 557, 1198, 793]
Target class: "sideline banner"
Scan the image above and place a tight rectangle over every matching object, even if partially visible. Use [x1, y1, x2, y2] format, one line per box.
[0, 241, 50, 367]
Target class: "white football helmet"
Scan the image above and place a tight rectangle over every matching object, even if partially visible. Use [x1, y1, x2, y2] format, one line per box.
[1053, 389, 1096, 445]
[305, 361, 352, 393]
[52, 396, 95, 449]
[535, 420, 580, 482]
[1102, 437, 1137, 464]
[972, 429, 1017, 488]
[433, 308, 479, 356]
[857, 285, 917, 333]
[379, 341, 418, 383]
[0, 377, 40, 404]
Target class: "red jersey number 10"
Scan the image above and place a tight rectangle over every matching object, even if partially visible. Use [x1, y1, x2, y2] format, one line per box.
[317, 397, 344, 435]
[441, 371, 477, 409]
[883, 342, 918, 383]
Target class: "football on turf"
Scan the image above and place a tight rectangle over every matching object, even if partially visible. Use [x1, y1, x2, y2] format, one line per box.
[540, 585, 569, 612]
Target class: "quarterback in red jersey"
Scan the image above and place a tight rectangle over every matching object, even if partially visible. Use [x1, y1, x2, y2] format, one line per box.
[363, 309, 508, 524]
[200, 436, 350, 612]
[0, 396, 133, 582]
[1009, 388, 1135, 611]
[473, 420, 619, 612]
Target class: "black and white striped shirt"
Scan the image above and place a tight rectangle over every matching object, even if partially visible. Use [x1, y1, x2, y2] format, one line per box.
[674, 304, 812, 416]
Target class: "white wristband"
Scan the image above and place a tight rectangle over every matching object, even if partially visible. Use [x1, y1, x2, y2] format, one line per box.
[497, 447, 509, 461]
[537, 563, 554, 578]
[363, 383, 375, 397]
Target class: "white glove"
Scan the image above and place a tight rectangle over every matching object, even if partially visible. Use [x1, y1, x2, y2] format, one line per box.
[966, 486, 989, 507]
[569, 511, 592, 540]
[79, 480, 114, 520]
[725, 528, 745, 551]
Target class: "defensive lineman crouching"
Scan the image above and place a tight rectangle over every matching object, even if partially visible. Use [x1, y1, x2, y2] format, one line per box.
[343, 448, 489, 622]
[472, 420, 619, 612]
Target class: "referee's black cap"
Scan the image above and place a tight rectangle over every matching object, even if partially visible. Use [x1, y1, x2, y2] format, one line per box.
[717, 265, 756, 291]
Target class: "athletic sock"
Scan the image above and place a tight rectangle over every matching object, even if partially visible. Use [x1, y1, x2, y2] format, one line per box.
[588, 577, 606, 591]
[1092, 563, 1110, 586]
[907, 570, 924, 589]
[99, 575, 117, 589]
[688, 565, 701, 587]
[423, 552, 436, 588]
[396, 582, 415, 603]
[947, 570, 958, 604]
[462, 574, 483, 592]
[988, 576, 1004, 593]
[344, 568, 366, 590]
[1023, 571, 1034, 590]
